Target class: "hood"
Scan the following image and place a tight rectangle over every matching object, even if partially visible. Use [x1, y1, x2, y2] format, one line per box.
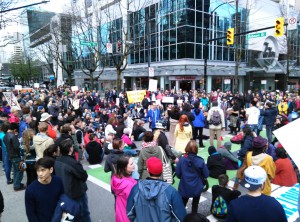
[142, 146, 160, 156]
[33, 133, 52, 145]
[138, 179, 167, 200]
[111, 176, 136, 196]
[251, 153, 268, 165]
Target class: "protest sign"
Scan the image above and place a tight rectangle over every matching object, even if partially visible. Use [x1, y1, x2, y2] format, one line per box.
[162, 97, 174, 104]
[71, 86, 79, 92]
[15, 85, 22, 90]
[3, 92, 21, 110]
[148, 79, 157, 92]
[34, 83, 40, 88]
[127, 90, 146, 104]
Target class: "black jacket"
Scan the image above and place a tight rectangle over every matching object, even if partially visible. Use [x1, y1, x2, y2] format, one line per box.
[132, 126, 146, 141]
[86, 141, 103, 164]
[261, 107, 277, 126]
[4, 131, 20, 159]
[115, 123, 126, 139]
[55, 155, 88, 199]
[157, 131, 176, 160]
[55, 133, 73, 147]
[207, 153, 226, 179]
[104, 149, 125, 176]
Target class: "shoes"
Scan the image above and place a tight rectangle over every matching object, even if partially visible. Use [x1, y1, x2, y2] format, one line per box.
[199, 145, 205, 148]
[7, 179, 13, 185]
[14, 184, 26, 192]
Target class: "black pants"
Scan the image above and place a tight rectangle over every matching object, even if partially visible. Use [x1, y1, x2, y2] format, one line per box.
[182, 196, 200, 213]
[193, 127, 204, 146]
[26, 164, 37, 187]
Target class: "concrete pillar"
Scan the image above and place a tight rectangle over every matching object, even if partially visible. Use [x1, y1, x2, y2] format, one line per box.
[160, 76, 165, 90]
[207, 76, 212, 92]
[132, 77, 136, 90]
[239, 77, 244, 93]
[192, 80, 196, 90]
[175, 80, 179, 92]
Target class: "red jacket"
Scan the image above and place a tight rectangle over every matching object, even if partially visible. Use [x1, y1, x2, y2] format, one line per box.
[272, 158, 297, 187]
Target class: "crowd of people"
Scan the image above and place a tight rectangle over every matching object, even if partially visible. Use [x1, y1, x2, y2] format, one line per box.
[0, 86, 298, 221]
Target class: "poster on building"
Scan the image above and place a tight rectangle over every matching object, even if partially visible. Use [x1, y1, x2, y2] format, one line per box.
[261, 80, 267, 84]
[127, 90, 146, 104]
[148, 79, 157, 92]
[3, 92, 21, 110]
[224, 79, 231, 84]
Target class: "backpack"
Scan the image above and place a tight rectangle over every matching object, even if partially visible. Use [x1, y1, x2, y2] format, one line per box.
[210, 110, 222, 126]
[211, 195, 228, 219]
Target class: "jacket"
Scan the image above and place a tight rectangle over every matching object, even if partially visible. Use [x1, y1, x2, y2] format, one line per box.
[207, 107, 225, 130]
[192, 109, 205, 127]
[138, 146, 163, 179]
[19, 121, 29, 138]
[111, 175, 137, 222]
[174, 123, 192, 153]
[207, 152, 227, 178]
[104, 149, 125, 176]
[238, 135, 253, 160]
[176, 154, 209, 198]
[47, 123, 57, 140]
[4, 131, 20, 159]
[272, 158, 297, 187]
[33, 133, 54, 159]
[126, 179, 186, 222]
[146, 109, 161, 129]
[261, 107, 277, 126]
[55, 155, 88, 199]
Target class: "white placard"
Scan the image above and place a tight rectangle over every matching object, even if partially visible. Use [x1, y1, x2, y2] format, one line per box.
[116, 98, 120, 106]
[3, 92, 21, 110]
[34, 83, 40, 88]
[149, 67, 154, 77]
[15, 85, 22, 90]
[261, 80, 267, 84]
[288, 17, 297, 30]
[273, 118, 300, 169]
[148, 79, 157, 92]
[177, 99, 183, 105]
[162, 97, 174, 104]
[71, 86, 79, 91]
[106, 43, 112, 53]
[224, 79, 231, 84]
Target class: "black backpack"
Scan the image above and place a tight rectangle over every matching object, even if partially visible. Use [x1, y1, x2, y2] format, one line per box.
[210, 110, 222, 126]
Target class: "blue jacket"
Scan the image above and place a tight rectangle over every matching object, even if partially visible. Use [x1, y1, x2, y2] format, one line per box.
[127, 179, 186, 222]
[176, 154, 209, 198]
[238, 135, 253, 160]
[19, 121, 29, 138]
[146, 109, 161, 129]
[261, 107, 277, 126]
[192, 109, 205, 127]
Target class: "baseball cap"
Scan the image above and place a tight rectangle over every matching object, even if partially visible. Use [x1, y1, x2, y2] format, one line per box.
[240, 166, 267, 191]
[146, 157, 163, 175]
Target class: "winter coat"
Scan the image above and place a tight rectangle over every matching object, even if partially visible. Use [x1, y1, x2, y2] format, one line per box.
[174, 123, 192, 153]
[111, 175, 137, 222]
[207, 152, 227, 179]
[176, 153, 209, 198]
[138, 146, 163, 179]
[238, 135, 254, 160]
[192, 109, 205, 128]
[261, 107, 277, 126]
[127, 179, 186, 222]
[33, 133, 54, 159]
[272, 158, 297, 187]
[104, 149, 125, 176]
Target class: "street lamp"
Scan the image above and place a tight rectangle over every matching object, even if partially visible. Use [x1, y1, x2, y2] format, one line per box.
[203, 1, 234, 92]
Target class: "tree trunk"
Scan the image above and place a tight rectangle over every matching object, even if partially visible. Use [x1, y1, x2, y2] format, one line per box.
[67, 72, 72, 86]
[117, 67, 122, 92]
[90, 73, 94, 90]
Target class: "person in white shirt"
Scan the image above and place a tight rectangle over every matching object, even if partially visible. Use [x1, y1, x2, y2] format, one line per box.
[246, 100, 260, 134]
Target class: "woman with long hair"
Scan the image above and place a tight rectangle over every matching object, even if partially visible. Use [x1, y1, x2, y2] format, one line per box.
[22, 129, 37, 186]
[111, 156, 137, 222]
[168, 105, 181, 147]
[176, 140, 209, 213]
[174, 114, 192, 153]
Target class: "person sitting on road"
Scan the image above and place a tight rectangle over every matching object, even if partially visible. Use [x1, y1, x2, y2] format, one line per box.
[207, 146, 226, 179]
[217, 142, 240, 170]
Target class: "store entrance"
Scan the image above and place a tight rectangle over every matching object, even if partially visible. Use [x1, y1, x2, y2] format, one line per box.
[180, 81, 192, 91]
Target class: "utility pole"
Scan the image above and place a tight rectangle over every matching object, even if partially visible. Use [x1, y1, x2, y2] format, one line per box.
[234, 0, 239, 93]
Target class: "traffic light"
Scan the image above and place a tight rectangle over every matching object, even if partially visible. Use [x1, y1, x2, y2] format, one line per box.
[117, 41, 121, 52]
[274, 17, 284, 37]
[226, 28, 234, 45]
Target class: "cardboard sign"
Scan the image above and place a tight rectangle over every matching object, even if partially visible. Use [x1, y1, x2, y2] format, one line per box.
[127, 90, 146, 104]
[71, 86, 79, 92]
[162, 97, 174, 104]
[34, 83, 40, 88]
[15, 85, 22, 90]
[3, 92, 21, 110]
[148, 79, 157, 92]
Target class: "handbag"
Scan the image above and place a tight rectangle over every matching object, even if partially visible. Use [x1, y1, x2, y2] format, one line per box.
[159, 146, 173, 184]
[18, 160, 27, 172]
[189, 157, 209, 192]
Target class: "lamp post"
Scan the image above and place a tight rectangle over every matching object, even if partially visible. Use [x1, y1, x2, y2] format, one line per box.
[203, 1, 234, 92]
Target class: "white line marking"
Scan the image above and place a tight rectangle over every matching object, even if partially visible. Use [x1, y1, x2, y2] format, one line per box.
[88, 175, 111, 192]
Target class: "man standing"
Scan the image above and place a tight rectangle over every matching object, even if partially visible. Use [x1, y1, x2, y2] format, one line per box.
[246, 100, 260, 134]
[146, 103, 161, 132]
[25, 157, 64, 222]
[226, 166, 287, 222]
[127, 157, 186, 221]
[207, 101, 225, 148]
[19, 114, 32, 138]
[261, 102, 277, 143]
[55, 139, 91, 222]
[4, 122, 25, 191]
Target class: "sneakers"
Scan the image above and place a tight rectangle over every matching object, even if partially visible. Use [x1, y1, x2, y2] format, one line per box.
[14, 184, 26, 192]
[7, 179, 13, 185]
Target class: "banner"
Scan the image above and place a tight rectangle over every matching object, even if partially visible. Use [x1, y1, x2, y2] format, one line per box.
[148, 79, 157, 92]
[162, 97, 174, 104]
[127, 90, 146, 104]
[71, 86, 79, 92]
[15, 85, 22, 90]
[20, 88, 33, 93]
[3, 92, 21, 110]
[34, 83, 40, 88]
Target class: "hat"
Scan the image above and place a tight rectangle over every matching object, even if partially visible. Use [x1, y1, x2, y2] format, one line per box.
[146, 157, 163, 175]
[40, 113, 52, 122]
[252, 136, 267, 149]
[240, 166, 267, 191]
[224, 141, 232, 151]
[38, 106, 44, 111]
[208, 146, 217, 155]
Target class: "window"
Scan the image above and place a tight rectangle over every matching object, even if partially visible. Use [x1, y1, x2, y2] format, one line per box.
[163, 46, 169, 60]
[186, 43, 194, 58]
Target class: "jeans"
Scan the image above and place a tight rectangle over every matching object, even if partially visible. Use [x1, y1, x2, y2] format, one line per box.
[74, 193, 91, 222]
[266, 125, 273, 143]
[84, 151, 104, 164]
[26, 163, 37, 186]
[137, 132, 145, 141]
[182, 196, 200, 213]
[193, 127, 204, 146]
[248, 124, 258, 135]
[10, 157, 24, 189]
[2, 148, 12, 182]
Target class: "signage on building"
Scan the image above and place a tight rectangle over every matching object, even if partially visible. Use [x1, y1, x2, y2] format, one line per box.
[174, 76, 196, 80]
[149, 67, 154, 77]
[106, 43, 112, 53]
[287, 17, 297, 30]
[224, 79, 231, 84]
[80, 41, 98, 47]
[246, 32, 266, 39]
[261, 80, 267, 84]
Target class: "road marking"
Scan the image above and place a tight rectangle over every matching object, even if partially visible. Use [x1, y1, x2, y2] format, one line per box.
[88, 175, 111, 192]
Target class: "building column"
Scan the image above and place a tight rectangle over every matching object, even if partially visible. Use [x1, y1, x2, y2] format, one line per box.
[160, 76, 165, 90]
[132, 77, 136, 90]
[175, 80, 179, 92]
[192, 80, 196, 90]
[239, 77, 244, 93]
[207, 76, 212, 92]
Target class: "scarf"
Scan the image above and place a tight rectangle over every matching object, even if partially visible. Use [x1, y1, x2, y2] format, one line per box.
[142, 141, 157, 148]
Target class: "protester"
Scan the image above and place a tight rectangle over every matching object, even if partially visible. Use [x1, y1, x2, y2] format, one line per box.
[237, 125, 255, 162]
[176, 140, 209, 213]
[168, 105, 181, 147]
[127, 157, 186, 221]
[40, 112, 57, 140]
[207, 146, 226, 179]
[0, 121, 12, 184]
[132, 120, 146, 141]
[226, 166, 287, 222]
[192, 102, 205, 148]
[217, 141, 240, 170]
[174, 114, 192, 153]
[111, 156, 137, 222]
[33, 122, 54, 160]
[84, 133, 104, 164]
[104, 139, 126, 176]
